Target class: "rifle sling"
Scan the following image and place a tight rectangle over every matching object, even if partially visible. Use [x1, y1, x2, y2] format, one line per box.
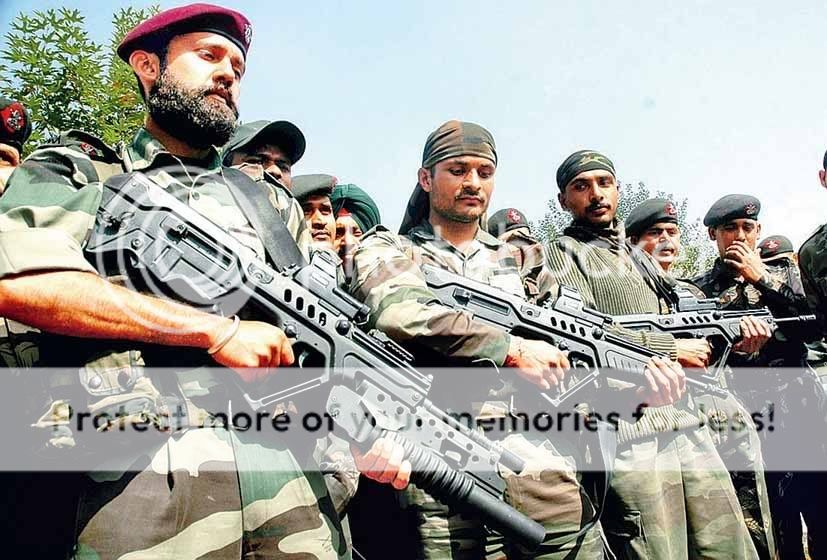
[223, 167, 307, 272]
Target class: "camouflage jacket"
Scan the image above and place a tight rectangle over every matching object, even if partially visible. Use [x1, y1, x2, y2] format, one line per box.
[497, 228, 557, 304]
[691, 258, 809, 366]
[800, 224, 827, 332]
[0, 127, 305, 416]
[349, 221, 547, 366]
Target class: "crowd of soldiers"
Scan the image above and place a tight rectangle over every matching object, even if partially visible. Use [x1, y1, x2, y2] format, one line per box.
[1, 3, 827, 559]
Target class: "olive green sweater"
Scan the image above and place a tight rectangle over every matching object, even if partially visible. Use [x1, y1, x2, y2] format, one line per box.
[546, 222, 700, 444]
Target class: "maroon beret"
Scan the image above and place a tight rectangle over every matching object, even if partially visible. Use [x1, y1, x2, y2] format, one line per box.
[117, 3, 252, 62]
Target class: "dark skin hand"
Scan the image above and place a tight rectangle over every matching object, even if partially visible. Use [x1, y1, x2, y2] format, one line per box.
[675, 338, 711, 369]
[724, 241, 767, 284]
[351, 437, 412, 490]
[635, 356, 687, 407]
[732, 316, 773, 354]
[504, 336, 570, 390]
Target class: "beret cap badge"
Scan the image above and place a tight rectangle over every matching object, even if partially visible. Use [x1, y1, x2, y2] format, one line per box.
[507, 209, 522, 224]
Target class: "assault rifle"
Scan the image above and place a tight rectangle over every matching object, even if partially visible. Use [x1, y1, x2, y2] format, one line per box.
[420, 265, 730, 406]
[610, 287, 818, 374]
[83, 172, 546, 550]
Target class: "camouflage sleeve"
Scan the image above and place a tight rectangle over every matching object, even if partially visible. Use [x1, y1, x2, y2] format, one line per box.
[349, 230, 511, 365]
[799, 236, 827, 333]
[754, 264, 810, 317]
[546, 239, 677, 359]
[315, 434, 359, 516]
[0, 145, 103, 278]
[512, 241, 558, 305]
[286, 196, 311, 262]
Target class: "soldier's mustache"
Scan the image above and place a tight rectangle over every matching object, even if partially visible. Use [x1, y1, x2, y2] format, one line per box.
[202, 86, 237, 115]
[587, 202, 610, 212]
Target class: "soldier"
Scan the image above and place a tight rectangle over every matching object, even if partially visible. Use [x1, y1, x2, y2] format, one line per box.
[0, 4, 407, 557]
[0, 95, 32, 193]
[546, 151, 757, 559]
[694, 194, 827, 559]
[222, 119, 311, 256]
[801, 151, 827, 328]
[329, 182, 381, 281]
[626, 198, 776, 559]
[348, 121, 687, 560]
[487, 207, 556, 303]
[293, 173, 338, 252]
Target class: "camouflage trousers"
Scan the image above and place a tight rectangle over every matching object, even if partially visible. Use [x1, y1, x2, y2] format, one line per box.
[73, 426, 350, 560]
[694, 392, 776, 560]
[404, 433, 604, 560]
[602, 426, 758, 560]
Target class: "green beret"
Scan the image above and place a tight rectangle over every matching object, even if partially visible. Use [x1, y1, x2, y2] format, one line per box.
[292, 174, 336, 202]
[624, 198, 679, 238]
[556, 150, 615, 191]
[758, 235, 794, 262]
[330, 183, 381, 233]
[222, 120, 305, 165]
[703, 194, 761, 227]
[488, 208, 530, 237]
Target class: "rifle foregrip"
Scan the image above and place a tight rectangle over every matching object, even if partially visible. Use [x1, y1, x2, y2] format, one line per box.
[381, 431, 545, 551]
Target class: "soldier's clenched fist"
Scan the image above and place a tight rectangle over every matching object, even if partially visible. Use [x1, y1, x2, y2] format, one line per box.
[504, 336, 570, 390]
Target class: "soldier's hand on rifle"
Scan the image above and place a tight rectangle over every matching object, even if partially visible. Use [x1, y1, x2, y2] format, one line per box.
[209, 318, 295, 382]
[504, 336, 570, 390]
[352, 437, 412, 490]
[636, 356, 686, 406]
[675, 338, 711, 369]
[733, 316, 773, 354]
[724, 241, 767, 284]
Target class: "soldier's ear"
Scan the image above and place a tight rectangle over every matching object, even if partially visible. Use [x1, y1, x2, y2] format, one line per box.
[129, 49, 162, 90]
[418, 168, 432, 192]
[708, 227, 716, 241]
[557, 191, 568, 211]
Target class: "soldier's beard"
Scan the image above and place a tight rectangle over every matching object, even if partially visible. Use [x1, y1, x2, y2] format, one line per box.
[147, 71, 238, 149]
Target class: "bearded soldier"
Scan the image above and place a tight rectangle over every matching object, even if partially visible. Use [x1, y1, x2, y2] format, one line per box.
[0, 4, 406, 556]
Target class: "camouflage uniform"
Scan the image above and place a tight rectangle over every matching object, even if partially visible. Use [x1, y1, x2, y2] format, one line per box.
[0, 128, 350, 558]
[545, 226, 757, 560]
[348, 221, 603, 560]
[496, 228, 557, 306]
[693, 258, 827, 560]
[675, 279, 776, 559]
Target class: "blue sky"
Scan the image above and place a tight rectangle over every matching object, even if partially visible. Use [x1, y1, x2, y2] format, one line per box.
[2, 1, 826, 250]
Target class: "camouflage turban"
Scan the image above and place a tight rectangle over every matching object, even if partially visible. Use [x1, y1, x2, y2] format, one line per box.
[399, 120, 497, 235]
[330, 183, 381, 233]
[556, 149, 615, 191]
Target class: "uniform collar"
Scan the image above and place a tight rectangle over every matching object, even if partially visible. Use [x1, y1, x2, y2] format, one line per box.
[408, 220, 504, 250]
[127, 128, 222, 171]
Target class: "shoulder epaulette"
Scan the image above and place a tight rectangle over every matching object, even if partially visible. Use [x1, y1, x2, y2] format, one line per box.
[58, 129, 121, 162]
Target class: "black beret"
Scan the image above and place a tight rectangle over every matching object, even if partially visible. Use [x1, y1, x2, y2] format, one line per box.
[488, 208, 530, 237]
[292, 174, 337, 202]
[703, 194, 761, 227]
[758, 235, 794, 262]
[117, 3, 252, 62]
[624, 198, 679, 238]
